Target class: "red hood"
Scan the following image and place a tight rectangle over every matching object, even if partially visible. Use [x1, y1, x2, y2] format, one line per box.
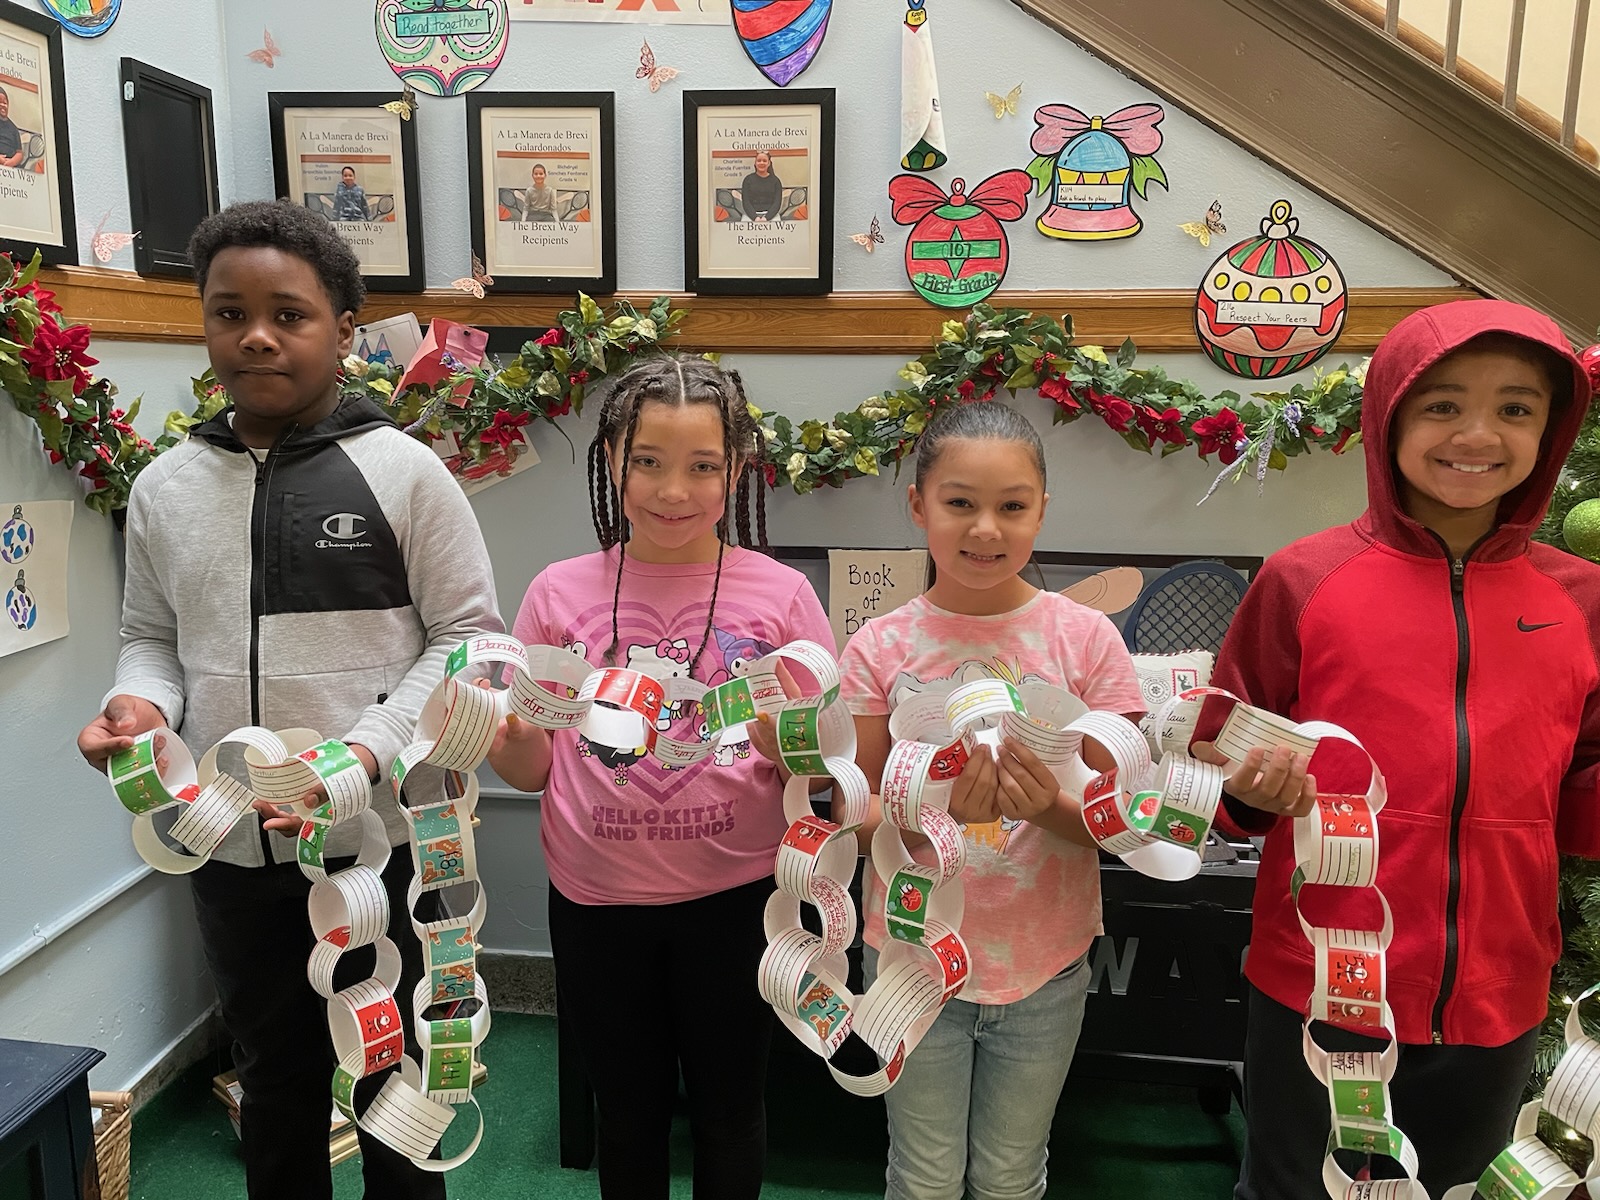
[1355, 298, 1592, 562]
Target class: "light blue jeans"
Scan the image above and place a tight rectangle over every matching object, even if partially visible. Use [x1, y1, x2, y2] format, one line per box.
[862, 945, 1091, 1200]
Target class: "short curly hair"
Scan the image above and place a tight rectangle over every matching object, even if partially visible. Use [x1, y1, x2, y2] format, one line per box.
[188, 200, 367, 316]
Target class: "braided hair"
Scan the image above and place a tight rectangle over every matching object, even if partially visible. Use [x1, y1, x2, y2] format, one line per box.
[586, 354, 770, 671]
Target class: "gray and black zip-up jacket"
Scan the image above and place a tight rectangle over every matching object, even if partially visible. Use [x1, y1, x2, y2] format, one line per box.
[107, 395, 504, 867]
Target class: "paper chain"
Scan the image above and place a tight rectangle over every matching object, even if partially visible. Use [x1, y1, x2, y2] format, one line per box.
[1135, 687, 1600, 1199]
[106, 704, 492, 1169]
[760, 667, 1204, 1092]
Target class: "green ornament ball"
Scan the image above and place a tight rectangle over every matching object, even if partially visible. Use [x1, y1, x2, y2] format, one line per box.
[1564, 499, 1600, 561]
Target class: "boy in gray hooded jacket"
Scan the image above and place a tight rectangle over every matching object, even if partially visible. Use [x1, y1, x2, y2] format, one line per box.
[77, 201, 502, 1200]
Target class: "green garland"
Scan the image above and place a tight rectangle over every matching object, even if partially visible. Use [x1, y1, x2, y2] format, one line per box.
[3, 251, 1371, 516]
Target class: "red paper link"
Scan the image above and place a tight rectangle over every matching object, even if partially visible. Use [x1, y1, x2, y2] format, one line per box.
[395, 319, 490, 403]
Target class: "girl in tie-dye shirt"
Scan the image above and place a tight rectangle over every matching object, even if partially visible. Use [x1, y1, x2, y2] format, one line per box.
[839, 401, 1143, 1200]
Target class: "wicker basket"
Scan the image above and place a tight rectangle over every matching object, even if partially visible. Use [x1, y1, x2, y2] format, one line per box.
[90, 1090, 133, 1200]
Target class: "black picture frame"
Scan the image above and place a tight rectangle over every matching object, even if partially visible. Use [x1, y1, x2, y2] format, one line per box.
[268, 91, 424, 292]
[682, 88, 835, 296]
[0, 1, 75, 265]
[467, 91, 616, 295]
[119, 59, 219, 279]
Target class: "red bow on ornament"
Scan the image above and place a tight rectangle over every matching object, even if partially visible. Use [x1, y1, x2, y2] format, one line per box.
[1028, 102, 1165, 157]
[887, 170, 1033, 225]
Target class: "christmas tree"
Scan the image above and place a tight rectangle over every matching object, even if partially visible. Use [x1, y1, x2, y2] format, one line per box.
[1532, 343, 1600, 1169]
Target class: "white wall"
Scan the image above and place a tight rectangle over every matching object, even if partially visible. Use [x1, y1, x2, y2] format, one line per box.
[7, 0, 1438, 994]
[0, 0, 230, 1091]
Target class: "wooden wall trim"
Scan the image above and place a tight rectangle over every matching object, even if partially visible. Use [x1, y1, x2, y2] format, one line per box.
[42, 266, 1474, 356]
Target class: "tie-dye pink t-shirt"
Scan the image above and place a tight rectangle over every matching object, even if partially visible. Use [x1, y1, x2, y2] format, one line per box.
[514, 546, 834, 906]
[840, 590, 1144, 1004]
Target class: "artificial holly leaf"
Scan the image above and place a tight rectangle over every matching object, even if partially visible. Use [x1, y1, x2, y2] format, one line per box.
[1117, 338, 1137, 368]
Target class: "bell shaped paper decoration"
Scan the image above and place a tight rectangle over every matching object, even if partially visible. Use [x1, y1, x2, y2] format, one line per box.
[888, 170, 1032, 309]
[1194, 199, 1348, 379]
[1025, 103, 1167, 241]
[734, 0, 833, 87]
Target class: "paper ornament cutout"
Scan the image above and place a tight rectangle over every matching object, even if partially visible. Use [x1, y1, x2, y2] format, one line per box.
[449, 254, 494, 299]
[733, 0, 832, 87]
[38, 0, 120, 37]
[1, 506, 33, 565]
[246, 28, 282, 67]
[888, 171, 1031, 309]
[985, 83, 1022, 120]
[7, 570, 34, 631]
[1025, 102, 1168, 241]
[1179, 200, 1226, 248]
[900, 0, 946, 171]
[374, 0, 508, 98]
[1194, 199, 1348, 379]
[850, 215, 884, 253]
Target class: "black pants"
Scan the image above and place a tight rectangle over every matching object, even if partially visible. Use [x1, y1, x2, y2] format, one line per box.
[1235, 983, 1539, 1200]
[549, 875, 776, 1200]
[191, 849, 446, 1200]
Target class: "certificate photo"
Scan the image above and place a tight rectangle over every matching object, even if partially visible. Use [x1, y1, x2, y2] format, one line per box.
[684, 89, 834, 296]
[468, 92, 615, 294]
[270, 93, 424, 291]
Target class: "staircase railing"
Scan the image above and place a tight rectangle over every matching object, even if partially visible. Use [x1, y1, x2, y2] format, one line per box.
[1339, 0, 1596, 166]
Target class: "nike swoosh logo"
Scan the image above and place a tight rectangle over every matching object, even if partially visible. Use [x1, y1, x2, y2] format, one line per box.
[1518, 618, 1561, 632]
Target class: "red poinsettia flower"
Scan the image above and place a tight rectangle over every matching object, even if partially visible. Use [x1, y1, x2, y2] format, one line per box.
[1192, 408, 1248, 465]
[1331, 425, 1358, 455]
[1038, 374, 1080, 412]
[534, 328, 564, 348]
[956, 379, 976, 401]
[979, 354, 1003, 379]
[1137, 405, 1188, 447]
[1087, 390, 1136, 433]
[22, 282, 61, 316]
[480, 409, 530, 450]
[480, 412, 531, 451]
[762, 461, 778, 489]
[21, 317, 98, 394]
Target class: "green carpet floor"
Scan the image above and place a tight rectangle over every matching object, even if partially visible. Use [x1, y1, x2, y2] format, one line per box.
[127, 1013, 1244, 1198]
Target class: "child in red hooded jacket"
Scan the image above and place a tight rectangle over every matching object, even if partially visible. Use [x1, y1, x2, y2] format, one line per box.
[1197, 299, 1598, 1200]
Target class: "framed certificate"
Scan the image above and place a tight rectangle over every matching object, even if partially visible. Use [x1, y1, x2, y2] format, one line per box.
[683, 88, 835, 296]
[269, 91, 424, 292]
[0, 2, 75, 264]
[467, 91, 616, 294]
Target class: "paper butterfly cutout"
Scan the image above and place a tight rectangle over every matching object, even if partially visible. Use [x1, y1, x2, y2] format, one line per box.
[849, 215, 884, 253]
[246, 28, 281, 68]
[381, 87, 419, 121]
[1179, 200, 1227, 247]
[90, 211, 138, 264]
[637, 39, 680, 93]
[985, 83, 1022, 120]
[451, 254, 494, 299]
